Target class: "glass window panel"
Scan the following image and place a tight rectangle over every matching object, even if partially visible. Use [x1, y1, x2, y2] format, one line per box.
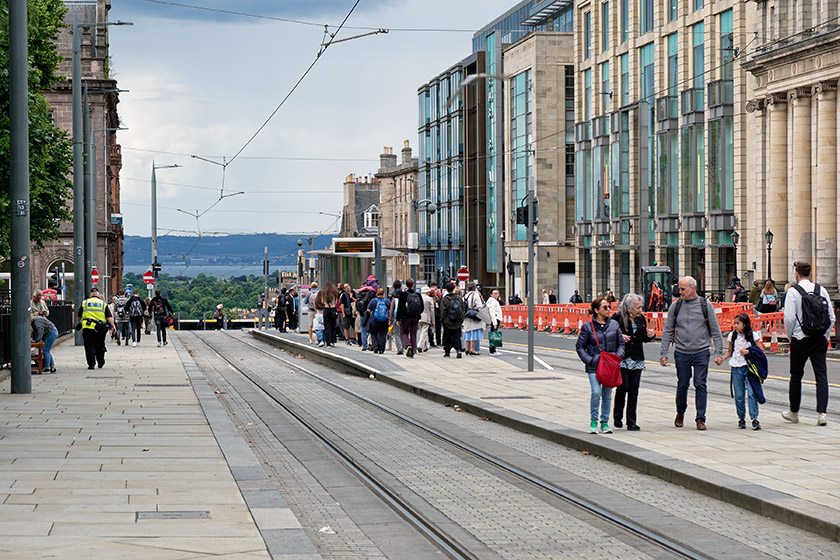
[602, 1, 609, 52]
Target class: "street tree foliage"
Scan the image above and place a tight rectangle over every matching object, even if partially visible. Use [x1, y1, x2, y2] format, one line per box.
[123, 272, 277, 320]
[0, 0, 74, 258]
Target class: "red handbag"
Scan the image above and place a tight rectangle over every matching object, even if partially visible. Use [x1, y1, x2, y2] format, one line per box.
[592, 320, 623, 388]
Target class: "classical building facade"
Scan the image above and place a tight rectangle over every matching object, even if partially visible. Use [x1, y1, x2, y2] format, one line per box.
[742, 1, 840, 296]
[502, 31, 578, 302]
[575, 0, 753, 300]
[374, 142, 418, 284]
[35, 0, 123, 301]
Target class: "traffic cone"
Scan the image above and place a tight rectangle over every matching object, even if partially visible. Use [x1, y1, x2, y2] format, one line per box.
[769, 327, 779, 352]
[563, 318, 571, 334]
[551, 317, 558, 333]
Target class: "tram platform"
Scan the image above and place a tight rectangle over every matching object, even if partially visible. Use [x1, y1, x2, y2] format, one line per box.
[253, 328, 840, 543]
[0, 334, 321, 560]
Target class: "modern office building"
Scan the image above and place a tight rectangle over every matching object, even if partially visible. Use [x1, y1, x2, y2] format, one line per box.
[574, 0, 754, 300]
[33, 0, 124, 300]
[742, 3, 840, 296]
[417, 53, 488, 288]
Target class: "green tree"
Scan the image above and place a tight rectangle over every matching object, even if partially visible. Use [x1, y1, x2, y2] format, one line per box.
[0, 0, 74, 257]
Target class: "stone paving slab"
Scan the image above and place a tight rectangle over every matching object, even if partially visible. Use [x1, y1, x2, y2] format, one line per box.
[0, 334, 319, 559]
[255, 329, 840, 542]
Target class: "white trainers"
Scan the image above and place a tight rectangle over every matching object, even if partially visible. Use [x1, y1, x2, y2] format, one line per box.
[781, 410, 799, 423]
[132, 342, 137, 347]
[157, 342, 162, 347]
[817, 413, 827, 426]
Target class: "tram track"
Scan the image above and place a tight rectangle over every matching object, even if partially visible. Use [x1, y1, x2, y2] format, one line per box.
[191, 330, 712, 560]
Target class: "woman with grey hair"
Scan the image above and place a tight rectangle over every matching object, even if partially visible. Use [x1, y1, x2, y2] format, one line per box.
[611, 293, 656, 430]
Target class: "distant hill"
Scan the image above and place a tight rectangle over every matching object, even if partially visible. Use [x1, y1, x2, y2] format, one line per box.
[123, 234, 333, 267]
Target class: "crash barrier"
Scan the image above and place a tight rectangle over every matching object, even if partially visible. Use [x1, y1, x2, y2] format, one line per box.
[499, 303, 835, 346]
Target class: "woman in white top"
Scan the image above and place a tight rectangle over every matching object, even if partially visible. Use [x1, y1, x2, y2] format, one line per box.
[720, 312, 764, 430]
[486, 289, 503, 354]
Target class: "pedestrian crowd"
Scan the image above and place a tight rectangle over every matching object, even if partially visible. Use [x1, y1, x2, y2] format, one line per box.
[575, 262, 834, 435]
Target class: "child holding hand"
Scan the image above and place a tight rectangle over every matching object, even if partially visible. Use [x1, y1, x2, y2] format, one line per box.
[721, 312, 764, 430]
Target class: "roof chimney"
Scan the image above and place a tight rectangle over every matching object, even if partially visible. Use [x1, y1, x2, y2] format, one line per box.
[401, 140, 412, 165]
[379, 146, 397, 172]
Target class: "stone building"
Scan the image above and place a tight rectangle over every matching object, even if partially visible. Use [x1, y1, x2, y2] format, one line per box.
[34, 0, 123, 301]
[502, 31, 578, 303]
[374, 142, 418, 283]
[575, 0, 754, 300]
[742, 1, 840, 296]
[339, 174, 380, 239]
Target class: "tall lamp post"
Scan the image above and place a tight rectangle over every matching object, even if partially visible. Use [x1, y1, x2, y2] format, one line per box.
[729, 230, 740, 290]
[765, 230, 774, 281]
[151, 162, 182, 292]
[72, 18, 132, 345]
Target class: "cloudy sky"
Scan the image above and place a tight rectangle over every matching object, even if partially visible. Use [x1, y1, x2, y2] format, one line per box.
[108, 0, 515, 240]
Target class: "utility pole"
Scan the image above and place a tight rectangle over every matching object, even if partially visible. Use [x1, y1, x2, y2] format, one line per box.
[263, 247, 269, 329]
[72, 15, 85, 345]
[10, 0, 31, 393]
[151, 162, 181, 291]
[83, 84, 93, 298]
[86, 85, 98, 298]
[527, 178, 536, 373]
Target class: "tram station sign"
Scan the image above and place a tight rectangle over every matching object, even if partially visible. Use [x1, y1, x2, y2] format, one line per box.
[333, 238, 375, 257]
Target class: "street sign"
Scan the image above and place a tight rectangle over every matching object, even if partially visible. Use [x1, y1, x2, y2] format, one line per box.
[457, 267, 469, 282]
[91, 269, 99, 285]
[143, 271, 155, 285]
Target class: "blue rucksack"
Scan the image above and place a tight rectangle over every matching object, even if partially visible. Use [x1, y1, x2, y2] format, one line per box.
[373, 298, 390, 323]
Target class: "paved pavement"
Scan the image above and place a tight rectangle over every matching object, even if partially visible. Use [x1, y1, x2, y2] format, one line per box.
[254, 328, 840, 542]
[0, 334, 321, 560]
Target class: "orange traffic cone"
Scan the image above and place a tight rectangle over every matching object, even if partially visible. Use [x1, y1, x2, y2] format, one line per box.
[769, 327, 780, 352]
[551, 317, 558, 332]
[563, 318, 571, 334]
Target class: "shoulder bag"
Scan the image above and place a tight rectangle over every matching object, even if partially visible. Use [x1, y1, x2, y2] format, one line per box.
[592, 320, 622, 388]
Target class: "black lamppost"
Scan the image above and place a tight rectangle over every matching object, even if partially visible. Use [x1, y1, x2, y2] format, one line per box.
[765, 229, 774, 281]
[727, 230, 740, 289]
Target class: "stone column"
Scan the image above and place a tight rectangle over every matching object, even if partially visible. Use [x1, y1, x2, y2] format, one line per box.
[766, 94, 788, 282]
[788, 88, 812, 269]
[814, 82, 837, 292]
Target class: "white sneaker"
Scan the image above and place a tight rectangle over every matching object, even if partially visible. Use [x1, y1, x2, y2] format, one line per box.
[157, 342, 162, 347]
[132, 342, 137, 347]
[817, 413, 827, 426]
[318, 342, 325, 347]
[781, 410, 799, 423]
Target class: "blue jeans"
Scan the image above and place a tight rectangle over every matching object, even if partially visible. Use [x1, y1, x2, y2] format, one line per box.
[42, 327, 58, 368]
[674, 350, 710, 421]
[588, 372, 613, 423]
[360, 322, 370, 349]
[315, 329, 325, 344]
[731, 366, 759, 420]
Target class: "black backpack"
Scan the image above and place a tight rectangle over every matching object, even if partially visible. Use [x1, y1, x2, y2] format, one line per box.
[405, 291, 423, 319]
[735, 287, 749, 303]
[793, 283, 831, 337]
[446, 294, 463, 323]
[128, 298, 143, 318]
[356, 290, 374, 315]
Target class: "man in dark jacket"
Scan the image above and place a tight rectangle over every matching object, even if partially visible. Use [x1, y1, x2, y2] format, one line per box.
[439, 282, 463, 358]
[395, 278, 422, 358]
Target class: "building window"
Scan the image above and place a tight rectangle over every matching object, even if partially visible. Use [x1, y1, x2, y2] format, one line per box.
[692, 22, 705, 107]
[668, 0, 678, 21]
[640, 0, 654, 34]
[510, 69, 532, 241]
[601, 61, 610, 113]
[693, 0, 703, 12]
[620, 53, 629, 106]
[708, 117, 733, 212]
[619, 111, 630, 216]
[584, 68, 592, 124]
[657, 130, 679, 215]
[720, 10, 734, 82]
[681, 124, 705, 213]
[640, 43, 654, 104]
[667, 33, 678, 98]
[576, 149, 593, 221]
[594, 144, 610, 220]
[601, 1, 609, 52]
[584, 11, 591, 59]
[620, 251, 631, 296]
[621, 0, 628, 43]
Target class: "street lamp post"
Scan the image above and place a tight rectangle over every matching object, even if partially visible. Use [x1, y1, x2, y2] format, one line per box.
[151, 162, 182, 292]
[765, 229, 774, 281]
[730, 229, 739, 282]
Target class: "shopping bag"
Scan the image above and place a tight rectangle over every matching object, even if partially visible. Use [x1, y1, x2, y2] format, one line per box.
[489, 329, 503, 349]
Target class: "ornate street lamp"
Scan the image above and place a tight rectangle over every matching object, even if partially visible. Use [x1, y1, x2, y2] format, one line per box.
[765, 229, 774, 281]
[727, 230, 740, 289]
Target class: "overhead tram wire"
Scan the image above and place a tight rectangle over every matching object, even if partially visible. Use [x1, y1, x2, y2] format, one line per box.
[121, 146, 379, 162]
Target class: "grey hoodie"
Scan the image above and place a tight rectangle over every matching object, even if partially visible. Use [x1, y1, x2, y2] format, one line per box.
[659, 296, 723, 358]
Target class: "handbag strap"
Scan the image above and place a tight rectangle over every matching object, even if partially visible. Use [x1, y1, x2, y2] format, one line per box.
[591, 319, 602, 351]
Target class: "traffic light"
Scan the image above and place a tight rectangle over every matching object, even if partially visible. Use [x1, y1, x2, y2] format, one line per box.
[48, 269, 59, 288]
[152, 262, 162, 272]
[515, 206, 528, 225]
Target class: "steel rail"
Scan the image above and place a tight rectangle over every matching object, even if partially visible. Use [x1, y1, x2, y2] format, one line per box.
[210, 331, 710, 560]
[190, 332, 477, 560]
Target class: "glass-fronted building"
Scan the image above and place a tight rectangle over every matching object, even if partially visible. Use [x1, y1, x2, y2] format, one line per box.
[574, 0, 752, 300]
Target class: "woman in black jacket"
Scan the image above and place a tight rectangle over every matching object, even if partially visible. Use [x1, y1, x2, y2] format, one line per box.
[612, 293, 655, 431]
[576, 297, 625, 434]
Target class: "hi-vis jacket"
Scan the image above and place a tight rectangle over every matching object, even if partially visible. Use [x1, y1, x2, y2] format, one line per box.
[81, 298, 106, 330]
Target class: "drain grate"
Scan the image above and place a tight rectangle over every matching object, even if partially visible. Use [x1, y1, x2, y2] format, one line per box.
[137, 511, 209, 520]
[86, 376, 123, 379]
[135, 383, 191, 388]
[507, 376, 564, 381]
[479, 395, 534, 400]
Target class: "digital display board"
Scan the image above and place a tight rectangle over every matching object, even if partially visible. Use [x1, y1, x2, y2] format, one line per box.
[333, 238, 374, 256]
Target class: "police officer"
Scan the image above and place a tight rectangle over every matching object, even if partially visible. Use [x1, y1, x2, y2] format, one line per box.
[77, 288, 116, 369]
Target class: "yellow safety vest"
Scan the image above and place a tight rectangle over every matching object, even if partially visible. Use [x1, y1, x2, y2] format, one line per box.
[81, 298, 106, 330]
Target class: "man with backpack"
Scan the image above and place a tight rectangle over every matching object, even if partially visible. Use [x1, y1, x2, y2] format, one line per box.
[782, 261, 835, 426]
[440, 281, 464, 358]
[660, 276, 724, 430]
[366, 288, 390, 354]
[126, 291, 146, 347]
[396, 278, 423, 358]
[356, 277, 377, 351]
[150, 289, 174, 346]
[113, 289, 131, 347]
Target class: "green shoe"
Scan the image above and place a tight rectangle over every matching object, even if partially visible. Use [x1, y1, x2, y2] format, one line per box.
[600, 422, 612, 434]
[589, 421, 598, 434]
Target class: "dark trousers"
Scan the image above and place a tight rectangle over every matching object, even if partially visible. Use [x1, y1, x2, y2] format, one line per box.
[275, 310, 286, 331]
[443, 326, 462, 355]
[789, 336, 829, 413]
[369, 321, 388, 353]
[323, 307, 338, 344]
[674, 350, 710, 421]
[614, 367, 642, 426]
[401, 317, 419, 350]
[82, 328, 106, 368]
[130, 317, 143, 343]
[155, 317, 169, 342]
